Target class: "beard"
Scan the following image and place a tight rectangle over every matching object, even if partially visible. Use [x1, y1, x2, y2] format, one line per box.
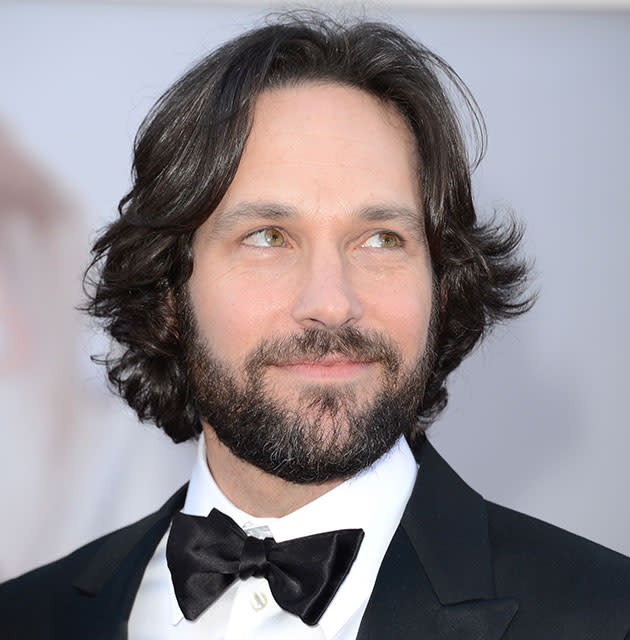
[178, 289, 436, 484]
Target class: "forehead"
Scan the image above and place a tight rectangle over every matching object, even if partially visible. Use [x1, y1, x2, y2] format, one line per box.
[211, 82, 422, 226]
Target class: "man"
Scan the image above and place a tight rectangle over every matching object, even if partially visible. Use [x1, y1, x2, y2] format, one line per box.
[2, 12, 629, 639]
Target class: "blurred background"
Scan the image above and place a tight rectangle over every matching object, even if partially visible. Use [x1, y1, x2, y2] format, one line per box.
[1, 0, 629, 580]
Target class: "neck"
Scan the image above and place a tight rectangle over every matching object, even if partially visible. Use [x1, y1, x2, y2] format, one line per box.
[202, 424, 343, 517]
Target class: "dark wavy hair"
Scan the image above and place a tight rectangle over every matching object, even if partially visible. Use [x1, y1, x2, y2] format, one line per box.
[84, 12, 534, 453]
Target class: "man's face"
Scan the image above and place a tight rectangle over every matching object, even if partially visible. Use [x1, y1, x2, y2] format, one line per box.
[184, 82, 434, 482]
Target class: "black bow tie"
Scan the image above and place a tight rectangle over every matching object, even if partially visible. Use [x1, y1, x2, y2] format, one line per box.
[166, 508, 364, 626]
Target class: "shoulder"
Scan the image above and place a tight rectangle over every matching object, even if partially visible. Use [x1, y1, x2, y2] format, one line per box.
[0, 505, 160, 600]
[0, 485, 186, 639]
[409, 440, 630, 636]
[486, 500, 630, 632]
[2, 531, 113, 592]
[0, 532, 114, 638]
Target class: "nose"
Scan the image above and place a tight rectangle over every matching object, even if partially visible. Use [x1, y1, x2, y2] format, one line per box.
[291, 247, 363, 329]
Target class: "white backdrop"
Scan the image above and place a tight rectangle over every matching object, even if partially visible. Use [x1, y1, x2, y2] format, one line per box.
[1, 2, 628, 580]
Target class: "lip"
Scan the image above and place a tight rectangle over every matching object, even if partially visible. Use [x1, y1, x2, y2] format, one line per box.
[272, 357, 376, 380]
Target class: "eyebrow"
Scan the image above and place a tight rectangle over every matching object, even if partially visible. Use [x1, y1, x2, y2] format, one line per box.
[208, 202, 298, 237]
[209, 200, 425, 239]
[357, 204, 425, 239]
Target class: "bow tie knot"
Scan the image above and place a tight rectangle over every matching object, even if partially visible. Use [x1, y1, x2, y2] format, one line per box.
[167, 507, 364, 625]
[238, 535, 273, 580]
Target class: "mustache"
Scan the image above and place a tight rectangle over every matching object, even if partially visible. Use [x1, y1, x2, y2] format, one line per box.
[244, 326, 402, 374]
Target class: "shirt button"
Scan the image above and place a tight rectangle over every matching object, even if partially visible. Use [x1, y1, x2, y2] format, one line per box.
[250, 591, 268, 611]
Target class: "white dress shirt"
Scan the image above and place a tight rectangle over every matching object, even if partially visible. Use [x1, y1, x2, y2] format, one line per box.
[129, 433, 417, 640]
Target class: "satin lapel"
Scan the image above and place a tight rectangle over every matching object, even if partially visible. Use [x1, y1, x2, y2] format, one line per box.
[357, 527, 517, 640]
[53, 485, 188, 640]
[358, 441, 518, 640]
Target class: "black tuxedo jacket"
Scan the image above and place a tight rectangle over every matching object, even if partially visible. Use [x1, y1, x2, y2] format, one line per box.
[2, 440, 630, 639]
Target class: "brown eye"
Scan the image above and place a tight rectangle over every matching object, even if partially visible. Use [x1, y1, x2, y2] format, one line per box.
[243, 227, 287, 247]
[264, 228, 285, 246]
[362, 231, 401, 248]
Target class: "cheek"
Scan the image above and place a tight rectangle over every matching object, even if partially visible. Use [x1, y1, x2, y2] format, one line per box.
[360, 273, 433, 363]
[188, 263, 289, 362]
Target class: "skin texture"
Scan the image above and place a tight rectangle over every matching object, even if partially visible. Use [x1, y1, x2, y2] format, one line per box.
[188, 83, 433, 516]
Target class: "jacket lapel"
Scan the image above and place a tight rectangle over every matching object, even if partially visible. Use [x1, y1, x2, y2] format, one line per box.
[358, 440, 518, 639]
[53, 485, 188, 640]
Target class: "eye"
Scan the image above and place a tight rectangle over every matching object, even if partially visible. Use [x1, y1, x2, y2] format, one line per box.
[242, 227, 287, 247]
[361, 231, 402, 249]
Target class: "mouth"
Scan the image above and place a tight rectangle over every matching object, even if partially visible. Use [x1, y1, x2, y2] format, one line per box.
[271, 356, 377, 380]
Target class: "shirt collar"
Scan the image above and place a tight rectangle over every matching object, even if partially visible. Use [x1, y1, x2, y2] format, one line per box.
[171, 432, 418, 637]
